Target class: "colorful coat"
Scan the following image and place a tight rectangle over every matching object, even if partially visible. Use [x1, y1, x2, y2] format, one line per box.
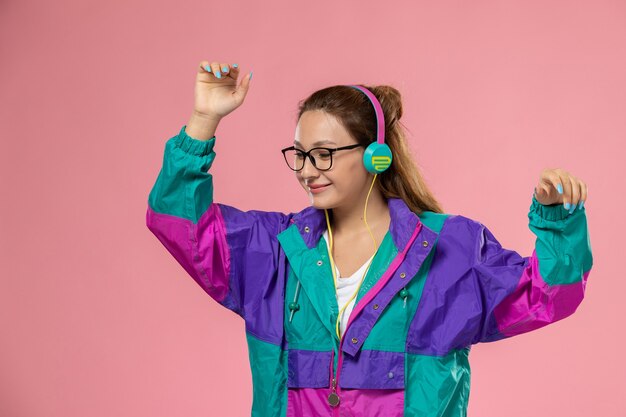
[146, 125, 594, 417]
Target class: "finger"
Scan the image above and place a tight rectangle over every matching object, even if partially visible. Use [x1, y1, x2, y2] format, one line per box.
[217, 62, 239, 81]
[225, 63, 240, 80]
[218, 62, 231, 78]
[543, 170, 564, 199]
[198, 60, 210, 74]
[533, 183, 548, 198]
[198, 61, 221, 79]
[202, 62, 224, 79]
[233, 71, 253, 104]
[568, 176, 580, 213]
[562, 174, 572, 209]
[579, 181, 588, 209]
[539, 182, 551, 195]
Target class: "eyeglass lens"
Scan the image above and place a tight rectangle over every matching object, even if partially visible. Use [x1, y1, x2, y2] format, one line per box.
[284, 148, 333, 171]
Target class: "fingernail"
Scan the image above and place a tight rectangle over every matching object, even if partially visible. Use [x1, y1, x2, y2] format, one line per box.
[564, 202, 570, 210]
[579, 200, 585, 209]
[250, 71, 253, 80]
[216, 71, 221, 78]
[557, 184, 563, 194]
[233, 63, 238, 68]
[569, 204, 575, 214]
[204, 65, 211, 72]
[222, 66, 228, 72]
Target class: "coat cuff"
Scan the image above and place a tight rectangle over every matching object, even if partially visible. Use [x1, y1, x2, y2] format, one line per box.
[173, 124, 216, 156]
[529, 194, 583, 222]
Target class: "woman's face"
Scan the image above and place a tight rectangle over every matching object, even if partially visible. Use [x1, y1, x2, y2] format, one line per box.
[294, 110, 371, 209]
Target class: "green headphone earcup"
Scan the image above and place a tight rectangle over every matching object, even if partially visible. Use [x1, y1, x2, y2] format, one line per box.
[363, 142, 393, 173]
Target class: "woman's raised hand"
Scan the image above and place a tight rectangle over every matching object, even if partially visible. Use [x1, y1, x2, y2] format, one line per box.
[193, 61, 253, 119]
[533, 168, 588, 214]
[185, 61, 253, 140]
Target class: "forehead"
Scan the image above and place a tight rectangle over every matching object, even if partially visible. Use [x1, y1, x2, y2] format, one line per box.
[294, 110, 355, 147]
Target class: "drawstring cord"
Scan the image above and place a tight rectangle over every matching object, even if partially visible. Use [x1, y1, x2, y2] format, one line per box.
[288, 280, 301, 323]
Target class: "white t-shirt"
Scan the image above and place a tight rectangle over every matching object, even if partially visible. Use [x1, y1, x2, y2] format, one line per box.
[322, 229, 375, 338]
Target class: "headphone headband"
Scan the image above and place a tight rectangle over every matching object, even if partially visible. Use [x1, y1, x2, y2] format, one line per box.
[346, 85, 385, 145]
[345, 85, 393, 174]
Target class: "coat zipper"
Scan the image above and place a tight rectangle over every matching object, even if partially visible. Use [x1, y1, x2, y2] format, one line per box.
[326, 222, 422, 413]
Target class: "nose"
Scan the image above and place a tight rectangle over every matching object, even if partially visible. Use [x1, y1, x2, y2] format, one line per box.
[299, 154, 320, 179]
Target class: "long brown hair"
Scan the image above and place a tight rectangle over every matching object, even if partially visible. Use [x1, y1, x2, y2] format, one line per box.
[296, 84, 444, 215]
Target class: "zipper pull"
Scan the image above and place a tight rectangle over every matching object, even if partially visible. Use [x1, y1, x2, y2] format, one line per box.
[328, 377, 340, 407]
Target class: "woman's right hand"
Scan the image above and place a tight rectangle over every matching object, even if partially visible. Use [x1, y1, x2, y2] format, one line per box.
[193, 60, 253, 120]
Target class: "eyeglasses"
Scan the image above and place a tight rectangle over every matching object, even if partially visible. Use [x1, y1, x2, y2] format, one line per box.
[280, 144, 364, 171]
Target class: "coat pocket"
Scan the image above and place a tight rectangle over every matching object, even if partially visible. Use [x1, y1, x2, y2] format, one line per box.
[287, 349, 332, 388]
[339, 349, 405, 389]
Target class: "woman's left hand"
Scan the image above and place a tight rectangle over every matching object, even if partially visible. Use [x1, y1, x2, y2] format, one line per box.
[533, 168, 588, 214]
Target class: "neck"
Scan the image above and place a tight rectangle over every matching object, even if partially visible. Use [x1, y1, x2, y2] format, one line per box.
[329, 183, 390, 238]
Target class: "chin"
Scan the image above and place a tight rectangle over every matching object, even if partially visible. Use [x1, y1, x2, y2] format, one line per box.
[307, 193, 336, 210]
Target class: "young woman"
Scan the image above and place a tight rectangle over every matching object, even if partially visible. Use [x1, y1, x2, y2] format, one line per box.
[146, 60, 593, 417]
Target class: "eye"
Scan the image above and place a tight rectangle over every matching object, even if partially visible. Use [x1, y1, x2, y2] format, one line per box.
[312, 149, 332, 159]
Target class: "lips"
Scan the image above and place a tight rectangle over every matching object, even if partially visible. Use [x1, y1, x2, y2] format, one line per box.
[308, 183, 331, 189]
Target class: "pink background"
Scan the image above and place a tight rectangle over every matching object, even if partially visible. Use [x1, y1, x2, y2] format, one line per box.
[1, 0, 623, 416]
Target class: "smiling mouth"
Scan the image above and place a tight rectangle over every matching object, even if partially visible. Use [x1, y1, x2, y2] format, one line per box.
[307, 183, 331, 193]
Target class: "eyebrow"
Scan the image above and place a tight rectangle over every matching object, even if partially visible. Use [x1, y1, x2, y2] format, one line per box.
[293, 139, 337, 147]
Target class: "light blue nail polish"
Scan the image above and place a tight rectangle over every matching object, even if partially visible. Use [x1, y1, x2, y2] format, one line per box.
[233, 63, 238, 68]
[579, 200, 585, 209]
[564, 202, 570, 210]
[222, 66, 228, 72]
[204, 65, 211, 72]
[557, 184, 563, 194]
[250, 71, 253, 80]
[216, 71, 221, 78]
[569, 204, 575, 214]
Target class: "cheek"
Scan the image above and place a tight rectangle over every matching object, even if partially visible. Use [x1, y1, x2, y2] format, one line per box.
[333, 158, 365, 186]
[349, 155, 365, 174]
